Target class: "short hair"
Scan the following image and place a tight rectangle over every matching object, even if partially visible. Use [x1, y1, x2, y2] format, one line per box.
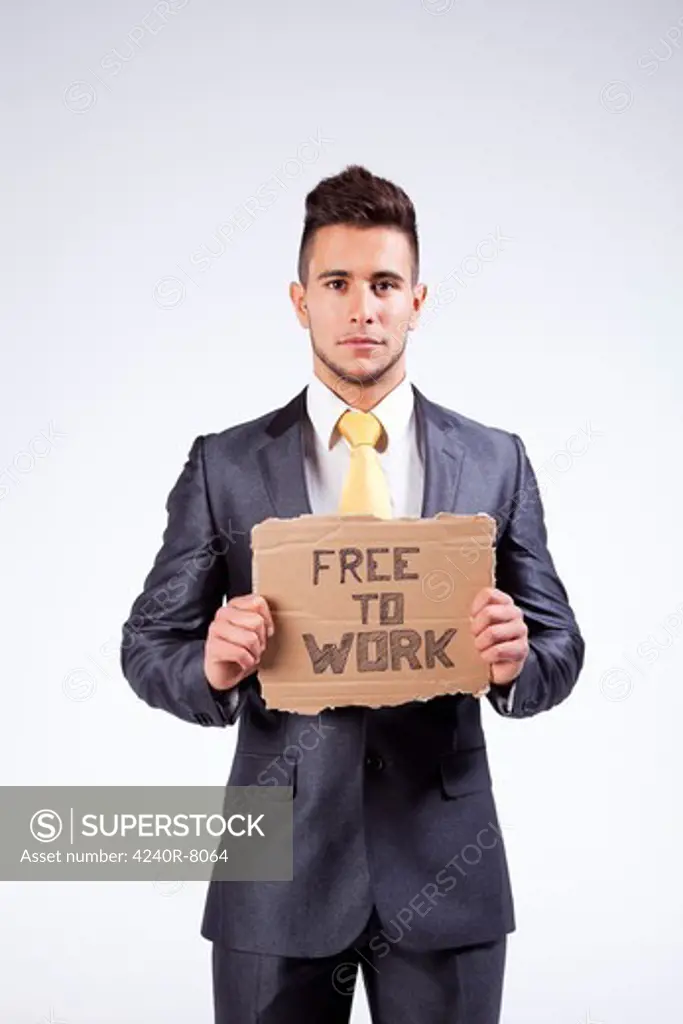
[297, 164, 419, 287]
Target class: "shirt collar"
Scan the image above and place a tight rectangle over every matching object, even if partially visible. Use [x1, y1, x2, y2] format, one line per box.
[305, 372, 415, 451]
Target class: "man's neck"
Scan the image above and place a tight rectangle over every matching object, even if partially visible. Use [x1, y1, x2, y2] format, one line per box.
[313, 364, 407, 412]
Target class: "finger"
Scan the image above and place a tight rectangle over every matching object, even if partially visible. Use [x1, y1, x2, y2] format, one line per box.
[211, 622, 263, 661]
[473, 619, 526, 652]
[478, 640, 528, 664]
[209, 637, 258, 673]
[252, 594, 275, 636]
[223, 607, 267, 649]
[219, 598, 270, 643]
[231, 594, 275, 636]
[470, 587, 513, 619]
[470, 601, 520, 637]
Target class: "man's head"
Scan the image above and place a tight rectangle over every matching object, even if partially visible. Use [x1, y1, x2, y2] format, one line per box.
[289, 165, 427, 407]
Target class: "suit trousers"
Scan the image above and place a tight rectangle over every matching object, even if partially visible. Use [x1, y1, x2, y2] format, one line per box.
[211, 906, 507, 1023]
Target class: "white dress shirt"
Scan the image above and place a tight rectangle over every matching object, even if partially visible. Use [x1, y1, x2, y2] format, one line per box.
[301, 371, 517, 715]
[302, 372, 424, 517]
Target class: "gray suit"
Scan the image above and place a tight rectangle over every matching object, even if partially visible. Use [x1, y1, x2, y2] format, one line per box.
[120, 384, 584, 960]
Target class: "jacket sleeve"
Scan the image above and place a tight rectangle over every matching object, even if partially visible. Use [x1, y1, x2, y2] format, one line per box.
[120, 434, 248, 728]
[486, 432, 585, 718]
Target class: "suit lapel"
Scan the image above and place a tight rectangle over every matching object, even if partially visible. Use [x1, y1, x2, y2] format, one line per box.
[412, 384, 467, 518]
[255, 383, 468, 520]
[255, 388, 313, 519]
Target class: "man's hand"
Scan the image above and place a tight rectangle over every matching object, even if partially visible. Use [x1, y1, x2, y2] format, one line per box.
[204, 594, 274, 692]
[470, 586, 529, 686]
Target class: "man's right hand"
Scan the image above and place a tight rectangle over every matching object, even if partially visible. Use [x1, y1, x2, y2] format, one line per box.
[203, 594, 274, 692]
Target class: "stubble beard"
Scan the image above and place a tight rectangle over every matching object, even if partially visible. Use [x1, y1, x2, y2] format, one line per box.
[311, 332, 408, 389]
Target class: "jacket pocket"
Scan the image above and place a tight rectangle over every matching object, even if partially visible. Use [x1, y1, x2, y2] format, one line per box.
[228, 752, 297, 798]
[439, 747, 492, 799]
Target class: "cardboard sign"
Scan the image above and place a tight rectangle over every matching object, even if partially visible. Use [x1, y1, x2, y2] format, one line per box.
[251, 513, 496, 713]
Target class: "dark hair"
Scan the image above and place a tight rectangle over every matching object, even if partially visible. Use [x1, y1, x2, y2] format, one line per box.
[297, 164, 419, 287]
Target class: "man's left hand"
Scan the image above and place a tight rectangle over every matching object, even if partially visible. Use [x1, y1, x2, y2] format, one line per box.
[470, 587, 529, 685]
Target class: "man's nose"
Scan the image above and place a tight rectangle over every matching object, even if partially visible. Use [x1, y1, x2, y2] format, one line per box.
[349, 286, 376, 324]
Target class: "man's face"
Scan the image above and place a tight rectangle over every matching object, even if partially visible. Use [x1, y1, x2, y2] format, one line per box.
[290, 224, 427, 390]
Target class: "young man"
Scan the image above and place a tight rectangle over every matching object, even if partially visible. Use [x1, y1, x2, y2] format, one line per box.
[121, 164, 584, 1023]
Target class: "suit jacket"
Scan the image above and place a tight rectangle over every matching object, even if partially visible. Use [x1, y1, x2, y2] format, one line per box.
[120, 384, 585, 956]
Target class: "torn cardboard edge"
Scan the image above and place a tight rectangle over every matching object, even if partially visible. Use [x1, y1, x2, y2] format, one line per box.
[252, 512, 497, 713]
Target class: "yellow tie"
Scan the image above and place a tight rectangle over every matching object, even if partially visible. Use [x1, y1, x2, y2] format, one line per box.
[337, 409, 393, 519]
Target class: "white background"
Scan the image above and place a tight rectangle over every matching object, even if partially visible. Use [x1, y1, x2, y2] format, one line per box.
[1, 0, 682, 1021]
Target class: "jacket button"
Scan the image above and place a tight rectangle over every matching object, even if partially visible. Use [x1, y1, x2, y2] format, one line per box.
[365, 753, 385, 771]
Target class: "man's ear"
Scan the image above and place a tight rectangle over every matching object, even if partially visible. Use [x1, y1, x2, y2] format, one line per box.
[289, 280, 309, 328]
[408, 282, 428, 328]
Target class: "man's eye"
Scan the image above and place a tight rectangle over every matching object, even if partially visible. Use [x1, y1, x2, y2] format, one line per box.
[324, 279, 396, 291]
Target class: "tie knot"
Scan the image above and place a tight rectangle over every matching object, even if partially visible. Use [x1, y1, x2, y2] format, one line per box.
[337, 409, 384, 450]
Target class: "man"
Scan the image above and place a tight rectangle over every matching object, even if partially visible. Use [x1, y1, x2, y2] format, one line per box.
[121, 164, 584, 1023]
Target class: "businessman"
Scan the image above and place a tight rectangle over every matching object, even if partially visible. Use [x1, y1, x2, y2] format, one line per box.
[121, 164, 584, 1023]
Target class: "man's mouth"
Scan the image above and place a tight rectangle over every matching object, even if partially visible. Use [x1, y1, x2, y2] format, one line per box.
[339, 336, 383, 346]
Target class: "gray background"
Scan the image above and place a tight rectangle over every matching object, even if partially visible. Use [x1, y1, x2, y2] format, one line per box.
[1, 0, 681, 1021]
